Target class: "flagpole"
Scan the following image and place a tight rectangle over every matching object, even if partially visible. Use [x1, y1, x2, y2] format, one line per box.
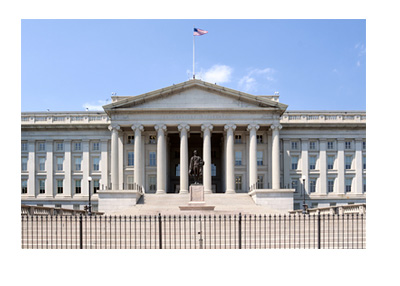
[193, 26, 195, 79]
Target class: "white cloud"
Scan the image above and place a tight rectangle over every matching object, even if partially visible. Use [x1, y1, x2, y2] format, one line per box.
[197, 64, 233, 84]
[238, 75, 257, 93]
[238, 67, 276, 93]
[82, 99, 109, 111]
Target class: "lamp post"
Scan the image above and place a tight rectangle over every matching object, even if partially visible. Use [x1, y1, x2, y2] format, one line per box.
[88, 176, 92, 216]
[302, 175, 307, 214]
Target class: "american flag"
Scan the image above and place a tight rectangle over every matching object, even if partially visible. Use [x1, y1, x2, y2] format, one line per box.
[193, 28, 208, 36]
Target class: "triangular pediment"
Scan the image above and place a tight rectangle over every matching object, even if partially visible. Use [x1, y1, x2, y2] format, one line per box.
[103, 79, 287, 114]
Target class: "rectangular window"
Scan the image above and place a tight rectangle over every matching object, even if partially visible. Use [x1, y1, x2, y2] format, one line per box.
[257, 175, 264, 189]
[57, 157, 63, 171]
[149, 152, 156, 166]
[211, 164, 216, 177]
[75, 179, 81, 194]
[149, 175, 156, 191]
[235, 135, 242, 144]
[328, 179, 334, 193]
[128, 152, 134, 166]
[327, 141, 334, 150]
[56, 142, 64, 151]
[21, 179, 28, 194]
[93, 157, 100, 171]
[235, 151, 242, 166]
[363, 141, 366, 150]
[345, 141, 352, 150]
[93, 179, 100, 193]
[291, 156, 298, 170]
[74, 142, 82, 151]
[327, 156, 334, 170]
[363, 177, 366, 193]
[57, 180, 63, 194]
[345, 155, 352, 170]
[149, 135, 156, 144]
[291, 180, 298, 192]
[257, 151, 263, 166]
[345, 178, 352, 192]
[309, 156, 316, 170]
[39, 157, 45, 171]
[291, 141, 298, 150]
[309, 179, 316, 193]
[256, 135, 263, 144]
[175, 164, 180, 177]
[38, 142, 46, 151]
[235, 175, 242, 191]
[75, 157, 82, 171]
[21, 157, 28, 171]
[309, 141, 316, 150]
[92, 142, 100, 151]
[39, 180, 45, 194]
[128, 135, 135, 144]
[363, 156, 366, 170]
[21, 142, 28, 151]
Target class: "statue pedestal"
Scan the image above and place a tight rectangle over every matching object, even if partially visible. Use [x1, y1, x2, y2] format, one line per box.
[179, 184, 215, 211]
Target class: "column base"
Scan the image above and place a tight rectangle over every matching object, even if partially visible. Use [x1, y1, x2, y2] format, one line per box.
[156, 190, 166, 194]
[204, 189, 212, 194]
[179, 189, 189, 194]
[225, 189, 236, 194]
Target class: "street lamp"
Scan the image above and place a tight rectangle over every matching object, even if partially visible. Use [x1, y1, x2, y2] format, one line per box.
[301, 175, 308, 214]
[88, 176, 92, 216]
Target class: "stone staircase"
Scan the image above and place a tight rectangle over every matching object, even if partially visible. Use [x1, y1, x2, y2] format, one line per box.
[107, 193, 282, 215]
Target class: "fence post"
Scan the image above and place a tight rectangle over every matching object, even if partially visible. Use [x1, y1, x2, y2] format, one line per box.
[317, 212, 321, 249]
[238, 212, 242, 249]
[79, 214, 83, 249]
[158, 213, 162, 249]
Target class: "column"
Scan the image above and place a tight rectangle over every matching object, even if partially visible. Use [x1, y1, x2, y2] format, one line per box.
[247, 124, 260, 189]
[202, 124, 213, 193]
[337, 139, 345, 194]
[282, 139, 291, 189]
[100, 139, 109, 190]
[355, 139, 363, 194]
[132, 124, 144, 188]
[155, 124, 167, 194]
[301, 138, 309, 192]
[319, 139, 327, 195]
[45, 140, 53, 197]
[271, 124, 282, 189]
[64, 140, 71, 197]
[27, 140, 36, 197]
[118, 132, 124, 190]
[224, 124, 236, 193]
[108, 124, 120, 190]
[178, 124, 190, 194]
[82, 139, 90, 196]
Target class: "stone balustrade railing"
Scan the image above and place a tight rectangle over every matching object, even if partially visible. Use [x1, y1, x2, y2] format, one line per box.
[289, 203, 366, 215]
[281, 112, 366, 124]
[21, 112, 110, 125]
[21, 205, 103, 216]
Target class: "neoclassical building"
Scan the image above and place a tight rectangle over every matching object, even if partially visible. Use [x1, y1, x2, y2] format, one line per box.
[21, 79, 366, 212]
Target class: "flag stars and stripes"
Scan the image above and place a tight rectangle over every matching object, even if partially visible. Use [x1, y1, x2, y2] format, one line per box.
[193, 28, 208, 36]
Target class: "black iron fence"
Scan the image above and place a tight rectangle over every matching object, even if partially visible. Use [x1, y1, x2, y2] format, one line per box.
[21, 213, 366, 249]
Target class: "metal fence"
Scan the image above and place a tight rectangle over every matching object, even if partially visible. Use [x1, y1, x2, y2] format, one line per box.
[21, 213, 366, 249]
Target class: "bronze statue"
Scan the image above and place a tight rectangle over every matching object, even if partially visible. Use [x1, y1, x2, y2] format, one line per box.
[189, 150, 204, 184]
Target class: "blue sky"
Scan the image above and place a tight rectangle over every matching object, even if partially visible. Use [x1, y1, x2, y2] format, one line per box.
[21, 19, 365, 112]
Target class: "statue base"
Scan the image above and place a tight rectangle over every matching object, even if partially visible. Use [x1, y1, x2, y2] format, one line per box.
[179, 184, 215, 211]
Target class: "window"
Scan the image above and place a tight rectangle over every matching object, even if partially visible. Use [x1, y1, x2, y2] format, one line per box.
[291, 141, 298, 150]
[128, 152, 134, 166]
[363, 156, 366, 170]
[291, 156, 298, 170]
[256, 135, 263, 144]
[38, 142, 46, 151]
[345, 155, 352, 170]
[327, 141, 334, 150]
[39, 180, 45, 194]
[21, 157, 28, 171]
[309, 141, 316, 150]
[21, 142, 28, 151]
[93, 179, 100, 193]
[309, 179, 316, 193]
[309, 156, 316, 170]
[57, 180, 63, 194]
[39, 157, 45, 171]
[149, 135, 156, 144]
[328, 179, 334, 193]
[345, 141, 352, 150]
[74, 142, 82, 151]
[211, 164, 216, 177]
[363, 141, 366, 150]
[92, 142, 100, 151]
[176, 164, 180, 176]
[327, 156, 334, 170]
[235, 176, 242, 191]
[257, 175, 264, 189]
[75, 179, 81, 194]
[75, 157, 82, 171]
[257, 151, 263, 166]
[56, 142, 63, 151]
[363, 177, 366, 193]
[128, 135, 135, 144]
[57, 157, 63, 171]
[21, 179, 28, 194]
[93, 157, 100, 171]
[149, 152, 156, 166]
[345, 178, 352, 192]
[149, 175, 156, 191]
[235, 151, 242, 166]
[235, 135, 242, 144]
[291, 180, 298, 192]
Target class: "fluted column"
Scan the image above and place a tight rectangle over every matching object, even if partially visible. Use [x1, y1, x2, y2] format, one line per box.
[224, 124, 236, 193]
[178, 124, 190, 194]
[247, 124, 260, 190]
[202, 124, 213, 193]
[108, 124, 120, 190]
[271, 124, 282, 189]
[131, 124, 144, 189]
[155, 124, 167, 194]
